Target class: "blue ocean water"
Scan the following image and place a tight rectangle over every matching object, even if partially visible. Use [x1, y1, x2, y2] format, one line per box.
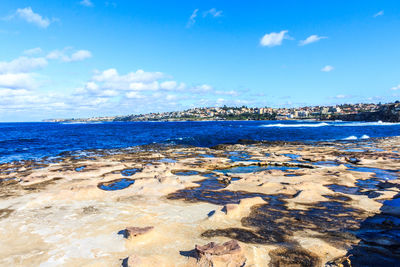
[0, 120, 399, 163]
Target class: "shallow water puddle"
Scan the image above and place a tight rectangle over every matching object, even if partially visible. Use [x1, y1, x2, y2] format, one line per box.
[159, 158, 177, 163]
[355, 178, 380, 190]
[314, 160, 341, 167]
[326, 184, 381, 198]
[199, 154, 215, 158]
[98, 178, 135, 191]
[227, 151, 260, 162]
[75, 166, 86, 172]
[341, 148, 366, 152]
[383, 197, 400, 207]
[172, 170, 200, 176]
[215, 165, 299, 174]
[120, 168, 141, 177]
[348, 166, 399, 180]
[282, 153, 301, 160]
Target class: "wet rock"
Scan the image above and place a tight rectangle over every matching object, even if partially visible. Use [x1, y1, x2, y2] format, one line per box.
[268, 246, 321, 267]
[358, 230, 400, 246]
[325, 255, 351, 267]
[195, 240, 246, 267]
[345, 157, 360, 164]
[125, 226, 154, 238]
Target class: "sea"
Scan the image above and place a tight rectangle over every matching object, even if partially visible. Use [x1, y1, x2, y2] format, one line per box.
[0, 120, 399, 163]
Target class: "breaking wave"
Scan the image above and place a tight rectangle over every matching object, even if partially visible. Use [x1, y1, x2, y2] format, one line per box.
[343, 135, 358, 140]
[261, 123, 329, 128]
[334, 121, 400, 126]
[261, 121, 400, 128]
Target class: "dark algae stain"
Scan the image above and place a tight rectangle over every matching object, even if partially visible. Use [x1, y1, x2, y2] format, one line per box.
[202, 198, 366, 252]
[202, 227, 287, 245]
[167, 172, 271, 205]
[268, 247, 321, 267]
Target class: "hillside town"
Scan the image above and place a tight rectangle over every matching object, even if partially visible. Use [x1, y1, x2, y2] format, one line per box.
[46, 101, 400, 122]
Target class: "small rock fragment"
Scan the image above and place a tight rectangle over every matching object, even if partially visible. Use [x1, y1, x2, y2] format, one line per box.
[125, 226, 154, 238]
[195, 239, 246, 267]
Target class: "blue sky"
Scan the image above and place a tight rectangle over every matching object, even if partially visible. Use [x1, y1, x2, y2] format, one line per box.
[0, 0, 399, 121]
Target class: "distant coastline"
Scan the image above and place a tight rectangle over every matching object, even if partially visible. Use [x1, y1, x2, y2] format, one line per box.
[44, 101, 400, 123]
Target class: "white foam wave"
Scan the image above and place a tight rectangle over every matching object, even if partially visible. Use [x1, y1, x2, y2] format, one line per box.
[343, 135, 358, 140]
[261, 122, 329, 128]
[260, 121, 400, 128]
[61, 121, 104, 125]
[335, 121, 400, 126]
[360, 134, 370, 139]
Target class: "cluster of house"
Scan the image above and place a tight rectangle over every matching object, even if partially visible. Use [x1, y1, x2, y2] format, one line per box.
[132, 103, 382, 120]
[47, 102, 388, 122]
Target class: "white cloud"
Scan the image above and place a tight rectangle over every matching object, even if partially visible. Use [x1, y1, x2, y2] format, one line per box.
[215, 90, 238, 96]
[160, 80, 177, 90]
[46, 49, 92, 62]
[260, 30, 289, 47]
[105, 1, 117, 8]
[191, 84, 213, 93]
[177, 82, 186, 91]
[126, 91, 144, 99]
[46, 50, 63, 60]
[391, 84, 400, 91]
[335, 94, 347, 99]
[86, 81, 99, 91]
[216, 98, 225, 105]
[129, 81, 159, 91]
[23, 47, 43, 55]
[321, 65, 334, 72]
[74, 81, 119, 97]
[0, 53, 52, 94]
[187, 9, 199, 28]
[15, 7, 51, 28]
[0, 73, 36, 89]
[69, 50, 92, 61]
[100, 90, 118, 97]
[92, 69, 164, 91]
[0, 54, 240, 120]
[0, 88, 30, 97]
[80, 0, 94, 7]
[166, 94, 177, 101]
[203, 8, 222, 18]
[373, 10, 384, 18]
[299, 35, 327, 46]
[0, 57, 47, 73]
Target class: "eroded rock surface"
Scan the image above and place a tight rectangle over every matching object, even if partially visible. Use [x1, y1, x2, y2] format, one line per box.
[0, 137, 399, 266]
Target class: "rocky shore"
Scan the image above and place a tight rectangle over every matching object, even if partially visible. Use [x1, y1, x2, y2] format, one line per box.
[0, 137, 399, 266]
